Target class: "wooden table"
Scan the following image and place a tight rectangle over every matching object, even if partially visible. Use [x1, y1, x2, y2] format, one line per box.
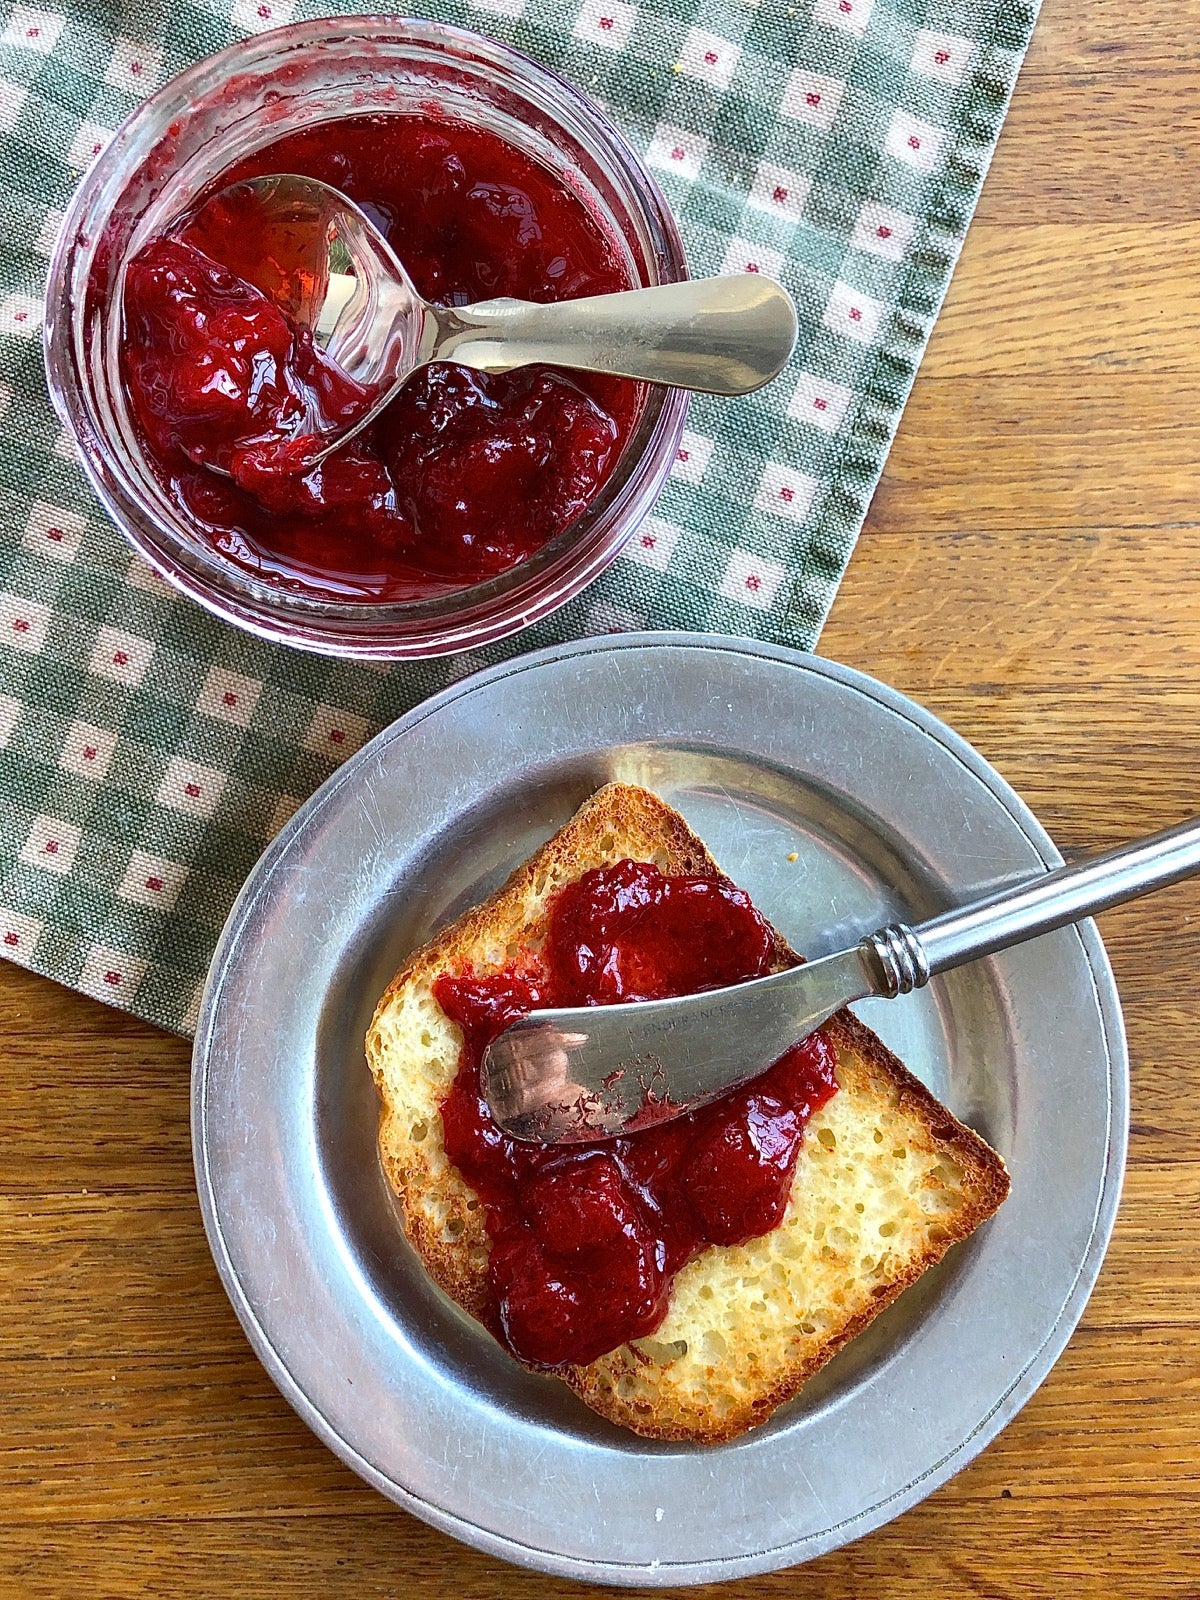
[3, 1, 1198, 1592]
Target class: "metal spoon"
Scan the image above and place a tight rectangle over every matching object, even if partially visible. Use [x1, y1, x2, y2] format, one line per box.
[185, 173, 798, 466]
[483, 814, 1200, 1145]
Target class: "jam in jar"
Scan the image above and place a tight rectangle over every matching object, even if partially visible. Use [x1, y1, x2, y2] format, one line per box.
[121, 114, 643, 604]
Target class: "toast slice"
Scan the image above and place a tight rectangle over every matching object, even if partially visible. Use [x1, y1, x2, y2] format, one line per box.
[365, 783, 1009, 1443]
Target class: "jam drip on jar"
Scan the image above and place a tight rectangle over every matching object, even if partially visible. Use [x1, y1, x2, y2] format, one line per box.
[434, 860, 839, 1369]
[120, 114, 641, 603]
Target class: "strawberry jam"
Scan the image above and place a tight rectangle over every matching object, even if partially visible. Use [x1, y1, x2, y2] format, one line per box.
[121, 115, 641, 602]
[434, 860, 839, 1369]
[122, 238, 375, 487]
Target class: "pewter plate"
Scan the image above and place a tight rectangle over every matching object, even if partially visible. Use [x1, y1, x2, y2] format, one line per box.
[192, 634, 1127, 1586]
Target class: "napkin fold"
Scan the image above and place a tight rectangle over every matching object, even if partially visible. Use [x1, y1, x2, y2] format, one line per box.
[0, 0, 1038, 1032]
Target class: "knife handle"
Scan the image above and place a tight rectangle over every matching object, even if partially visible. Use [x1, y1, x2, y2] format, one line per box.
[860, 816, 1200, 998]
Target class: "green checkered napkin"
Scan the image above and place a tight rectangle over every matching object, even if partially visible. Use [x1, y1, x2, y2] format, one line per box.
[0, 0, 1037, 1033]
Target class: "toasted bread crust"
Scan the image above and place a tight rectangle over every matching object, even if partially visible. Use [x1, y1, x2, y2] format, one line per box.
[365, 783, 1010, 1443]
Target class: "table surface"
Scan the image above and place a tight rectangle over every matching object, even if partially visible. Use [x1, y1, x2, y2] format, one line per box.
[4, 1, 1199, 1594]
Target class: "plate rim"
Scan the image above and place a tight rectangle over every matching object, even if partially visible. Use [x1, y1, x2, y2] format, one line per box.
[192, 631, 1129, 1584]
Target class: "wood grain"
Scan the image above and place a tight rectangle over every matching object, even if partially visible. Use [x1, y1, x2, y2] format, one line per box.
[927, 228, 1200, 372]
[1025, 0, 1200, 76]
[2, 0, 1198, 1592]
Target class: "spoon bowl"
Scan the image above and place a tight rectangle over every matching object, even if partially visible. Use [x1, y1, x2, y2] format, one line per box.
[186, 174, 424, 461]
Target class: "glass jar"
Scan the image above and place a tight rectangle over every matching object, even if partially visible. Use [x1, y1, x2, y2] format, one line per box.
[43, 16, 688, 659]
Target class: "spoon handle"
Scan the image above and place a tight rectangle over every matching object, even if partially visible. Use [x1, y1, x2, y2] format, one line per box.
[424, 275, 798, 396]
[861, 815, 1200, 998]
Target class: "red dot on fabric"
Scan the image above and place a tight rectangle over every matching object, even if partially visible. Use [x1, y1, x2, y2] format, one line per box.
[146, 876, 164, 892]
[772, 185, 788, 203]
[185, 782, 201, 797]
[223, 691, 238, 706]
[746, 574, 761, 591]
[814, 397, 828, 410]
[3, 932, 17, 946]
[780, 487, 794, 503]
[329, 729, 345, 744]
[104, 970, 122, 985]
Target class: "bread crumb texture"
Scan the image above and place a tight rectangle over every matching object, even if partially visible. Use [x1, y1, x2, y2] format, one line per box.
[365, 783, 1009, 1442]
